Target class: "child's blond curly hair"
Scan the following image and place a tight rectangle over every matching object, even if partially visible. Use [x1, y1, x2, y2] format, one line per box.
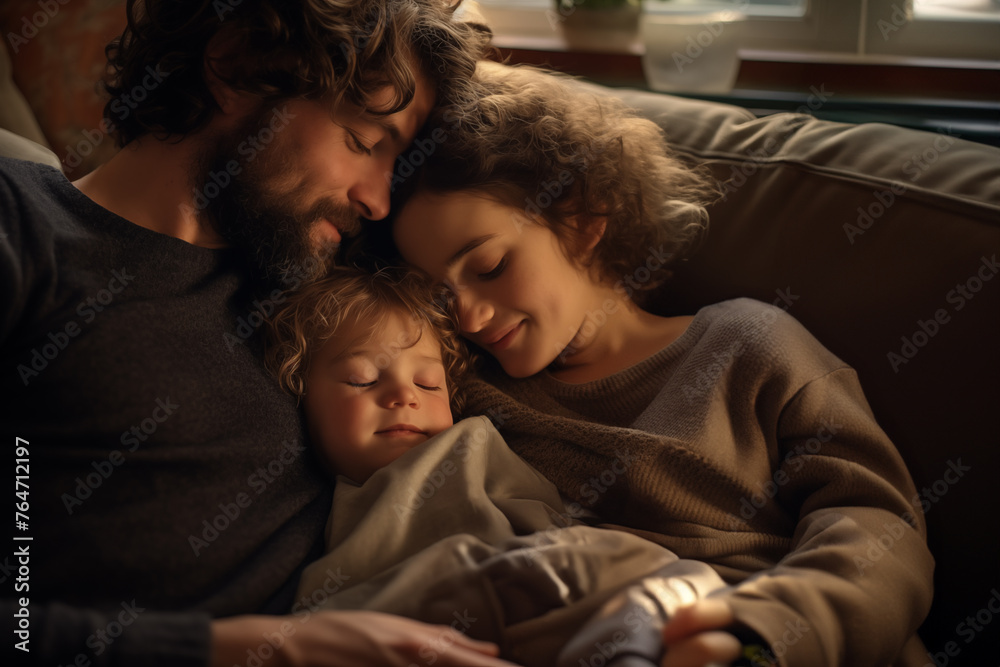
[391, 61, 718, 302]
[265, 265, 471, 415]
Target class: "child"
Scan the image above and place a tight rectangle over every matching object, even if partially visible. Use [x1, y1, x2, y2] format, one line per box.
[386, 61, 935, 666]
[265, 265, 736, 667]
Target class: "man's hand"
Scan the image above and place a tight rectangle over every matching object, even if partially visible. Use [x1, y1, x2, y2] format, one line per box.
[661, 599, 742, 667]
[211, 610, 522, 667]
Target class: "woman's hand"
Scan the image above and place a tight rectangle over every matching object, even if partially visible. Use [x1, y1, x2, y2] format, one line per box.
[661, 599, 742, 667]
[211, 610, 521, 667]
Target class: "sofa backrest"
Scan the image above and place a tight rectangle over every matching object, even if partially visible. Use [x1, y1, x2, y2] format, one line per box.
[616, 86, 1000, 657]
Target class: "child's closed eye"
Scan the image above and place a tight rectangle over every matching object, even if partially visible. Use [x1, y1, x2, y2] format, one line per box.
[347, 375, 376, 388]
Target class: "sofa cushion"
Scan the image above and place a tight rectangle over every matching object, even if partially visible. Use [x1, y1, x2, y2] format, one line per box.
[0, 128, 62, 168]
[0, 30, 51, 149]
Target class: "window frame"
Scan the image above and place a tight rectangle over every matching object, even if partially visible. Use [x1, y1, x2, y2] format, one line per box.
[473, 0, 1000, 65]
[865, 0, 1000, 60]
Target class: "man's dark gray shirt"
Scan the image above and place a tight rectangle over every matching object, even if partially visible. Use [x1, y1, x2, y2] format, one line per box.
[0, 157, 332, 666]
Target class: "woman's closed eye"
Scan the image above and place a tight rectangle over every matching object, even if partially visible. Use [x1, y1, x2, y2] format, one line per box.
[477, 257, 507, 281]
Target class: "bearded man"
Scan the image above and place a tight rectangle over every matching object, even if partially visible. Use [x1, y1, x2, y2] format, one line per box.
[0, 2, 515, 665]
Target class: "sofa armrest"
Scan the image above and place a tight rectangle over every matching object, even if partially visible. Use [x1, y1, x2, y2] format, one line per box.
[0, 40, 52, 150]
[0, 128, 62, 169]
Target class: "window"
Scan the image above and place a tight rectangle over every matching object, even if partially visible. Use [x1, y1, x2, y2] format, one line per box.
[866, 0, 1000, 60]
[473, 0, 1000, 63]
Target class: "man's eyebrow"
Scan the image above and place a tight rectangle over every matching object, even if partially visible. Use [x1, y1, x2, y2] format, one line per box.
[447, 234, 499, 268]
[371, 116, 403, 146]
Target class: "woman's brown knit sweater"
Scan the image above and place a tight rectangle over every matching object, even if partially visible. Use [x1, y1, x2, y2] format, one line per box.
[463, 298, 934, 667]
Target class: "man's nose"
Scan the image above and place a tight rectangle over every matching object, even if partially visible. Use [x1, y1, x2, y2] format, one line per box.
[347, 164, 392, 221]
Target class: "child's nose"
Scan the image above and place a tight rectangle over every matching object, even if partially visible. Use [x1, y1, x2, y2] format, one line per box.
[382, 381, 419, 408]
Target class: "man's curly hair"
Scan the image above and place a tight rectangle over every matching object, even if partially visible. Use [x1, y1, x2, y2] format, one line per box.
[102, 0, 491, 146]
[265, 265, 471, 416]
[392, 61, 718, 302]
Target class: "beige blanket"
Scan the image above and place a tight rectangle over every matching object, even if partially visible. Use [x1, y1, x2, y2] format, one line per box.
[296, 417, 725, 666]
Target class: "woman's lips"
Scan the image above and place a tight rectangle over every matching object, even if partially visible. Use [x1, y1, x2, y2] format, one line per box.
[487, 321, 523, 353]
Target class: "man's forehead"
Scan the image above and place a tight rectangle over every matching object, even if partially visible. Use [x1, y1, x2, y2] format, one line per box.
[368, 74, 435, 137]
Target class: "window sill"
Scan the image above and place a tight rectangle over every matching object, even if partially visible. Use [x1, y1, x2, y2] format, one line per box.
[492, 47, 1000, 146]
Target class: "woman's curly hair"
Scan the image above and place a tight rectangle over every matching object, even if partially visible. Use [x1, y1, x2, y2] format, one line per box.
[102, 0, 491, 146]
[393, 61, 719, 302]
[265, 265, 471, 416]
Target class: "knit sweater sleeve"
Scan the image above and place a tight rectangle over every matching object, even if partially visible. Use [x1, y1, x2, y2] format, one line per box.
[6, 601, 210, 667]
[721, 365, 934, 666]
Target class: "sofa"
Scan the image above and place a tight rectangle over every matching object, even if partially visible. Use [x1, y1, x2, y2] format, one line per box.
[615, 91, 1000, 665]
[2, 2, 998, 664]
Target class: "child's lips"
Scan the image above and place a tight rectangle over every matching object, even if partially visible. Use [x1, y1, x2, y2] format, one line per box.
[375, 424, 426, 437]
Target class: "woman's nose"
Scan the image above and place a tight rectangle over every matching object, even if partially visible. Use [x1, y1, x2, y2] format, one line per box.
[455, 290, 493, 334]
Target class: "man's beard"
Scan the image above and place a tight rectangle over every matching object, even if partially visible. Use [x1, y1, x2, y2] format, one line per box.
[194, 108, 360, 290]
